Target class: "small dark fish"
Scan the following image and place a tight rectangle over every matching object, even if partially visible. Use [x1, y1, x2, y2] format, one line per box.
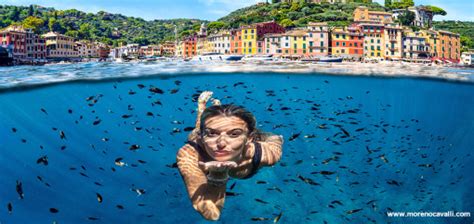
[386, 180, 401, 186]
[256, 180, 267, 184]
[96, 193, 103, 203]
[255, 198, 269, 204]
[88, 217, 99, 221]
[40, 108, 48, 115]
[346, 208, 363, 214]
[129, 145, 140, 151]
[146, 112, 154, 117]
[225, 192, 241, 196]
[137, 84, 145, 89]
[340, 127, 350, 137]
[12, 127, 17, 133]
[36, 155, 49, 166]
[170, 89, 179, 94]
[165, 162, 178, 168]
[274, 211, 283, 223]
[319, 171, 336, 175]
[184, 127, 195, 132]
[294, 160, 303, 165]
[49, 208, 59, 213]
[149, 87, 164, 94]
[251, 217, 270, 221]
[289, 132, 301, 141]
[7, 202, 12, 214]
[16, 180, 24, 199]
[229, 182, 237, 190]
[59, 131, 66, 140]
[121, 114, 132, 119]
[331, 200, 343, 205]
[116, 204, 124, 210]
[93, 119, 102, 125]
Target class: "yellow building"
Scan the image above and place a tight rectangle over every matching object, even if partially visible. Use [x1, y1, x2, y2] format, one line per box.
[420, 30, 439, 58]
[383, 24, 403, 60]
[280, 29, 308, 58]
[358, 23, 385, 59]
[41, 32, 79, 58]
[241, 26, 257, 55]
[240, 21, 285, 55]
[354, 6, 393, 24]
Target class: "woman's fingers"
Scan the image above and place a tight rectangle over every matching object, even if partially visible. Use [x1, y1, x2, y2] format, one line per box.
[198, 91, 213, 103]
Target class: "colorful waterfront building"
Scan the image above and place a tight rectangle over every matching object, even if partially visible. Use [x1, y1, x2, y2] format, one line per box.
[230, 29, 242, 54]
[460, 51, 474, 66]
[330, 26, 364, 60]
[207, 30, 231, 54]
[437, 30, 460, 62]
[140, 45, 161, 57]
[383, 24, 403, 60]
[42, 32, 79, 59]
[160, 41, 175, 56]
[307, 22, 329, 57]
[353, 6, 393, 24]
[358, 23, 385, 59]
[402, 31, 431, 61]
[0, 25, 27, 61]
[178, 35, 197, 58]
[241, 21, 285, 55]
[76, 41, 99, 58]
[279, 29, 308, 59]
[264, 33, 283, 56]
[175, 41, 183, 57]
[419, 30, 437, 58]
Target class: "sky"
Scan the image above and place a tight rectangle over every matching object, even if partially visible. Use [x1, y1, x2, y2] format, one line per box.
[0, 0, 472, 21]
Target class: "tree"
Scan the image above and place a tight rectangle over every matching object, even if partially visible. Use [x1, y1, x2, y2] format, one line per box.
[384, 0, 392, 8]
[280, 18, 294, 28]
[22, 16, 44, 33]
[398, 10, 415, 26]
[426, 6, 447, 16]
[392, 0, 414, 9]
[272, 0, 280, 3]
[79, 23, 93, 39]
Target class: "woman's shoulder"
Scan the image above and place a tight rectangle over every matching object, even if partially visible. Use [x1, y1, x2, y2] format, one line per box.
[177, 143, 200, 161]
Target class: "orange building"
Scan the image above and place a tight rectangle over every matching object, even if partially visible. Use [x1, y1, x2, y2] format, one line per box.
[437, 30, 460, 62]
[180, 35, 197, 58]
[331, 26, 364, 60]
[230, 29, 242, 54]
[354, 6, 393, 24]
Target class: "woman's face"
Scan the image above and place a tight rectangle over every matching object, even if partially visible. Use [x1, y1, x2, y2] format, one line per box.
[201, 115, 251, 162]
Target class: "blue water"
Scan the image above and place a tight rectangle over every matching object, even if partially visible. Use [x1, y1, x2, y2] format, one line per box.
[1, 71, 473, 223]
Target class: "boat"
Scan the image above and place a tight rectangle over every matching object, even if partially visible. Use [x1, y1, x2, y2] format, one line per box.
[319, 56, 343, 63]
[191, 53, 244, 61]
[0, 46, 13, 66]
[242, 54, 274, 62]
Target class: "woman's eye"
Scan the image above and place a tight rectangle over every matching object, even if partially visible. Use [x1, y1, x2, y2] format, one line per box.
[230, 132, 242, 137]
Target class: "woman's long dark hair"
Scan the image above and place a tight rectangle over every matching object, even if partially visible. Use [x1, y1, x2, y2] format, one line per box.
[199, 104, 270, 142]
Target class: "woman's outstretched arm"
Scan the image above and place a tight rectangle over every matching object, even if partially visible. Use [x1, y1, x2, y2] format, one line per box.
[188, 91, 220, 142]
[176, 145, 226, 220]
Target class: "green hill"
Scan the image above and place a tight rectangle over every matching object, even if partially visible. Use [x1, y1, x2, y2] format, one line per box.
[0, 5, 206, 47]
[217, 1, 385, 28]
[0, 3, 472, 50]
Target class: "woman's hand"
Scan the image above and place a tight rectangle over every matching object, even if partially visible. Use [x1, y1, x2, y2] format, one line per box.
[198, 161, 237, 186]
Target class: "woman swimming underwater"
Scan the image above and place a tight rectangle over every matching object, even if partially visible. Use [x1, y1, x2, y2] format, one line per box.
[176, 91, 283, 220]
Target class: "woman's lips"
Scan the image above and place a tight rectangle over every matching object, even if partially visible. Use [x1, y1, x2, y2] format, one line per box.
[214, 150, 231, 156]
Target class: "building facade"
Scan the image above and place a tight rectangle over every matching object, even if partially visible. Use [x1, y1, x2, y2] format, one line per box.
[354, 6, 393, 24]
[42, 32, 78, 59]
[331, 26, 364, 59]
[383, 24, 403, 60]
[307, 22, 329, 57]
[402, 31, 431, 60]
[241, 21, 285, 55]
[358, 23, 385, 59]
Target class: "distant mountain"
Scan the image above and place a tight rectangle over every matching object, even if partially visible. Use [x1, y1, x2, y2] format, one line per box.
[0, 5, 206, 47]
